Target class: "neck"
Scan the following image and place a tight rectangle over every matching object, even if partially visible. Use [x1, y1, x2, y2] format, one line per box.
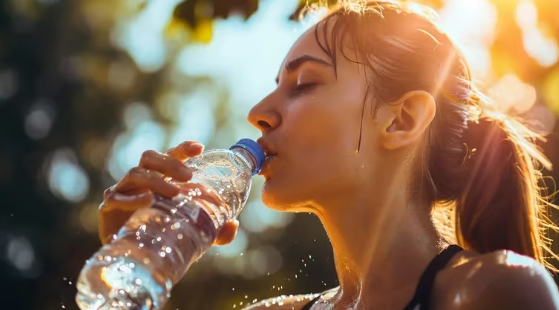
[313, 183, 446, 309]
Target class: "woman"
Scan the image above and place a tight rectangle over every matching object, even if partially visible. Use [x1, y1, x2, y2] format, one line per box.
[98, 1, 559, 309]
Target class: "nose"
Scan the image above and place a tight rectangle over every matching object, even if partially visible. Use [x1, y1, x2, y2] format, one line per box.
[247, 94, 281, 133]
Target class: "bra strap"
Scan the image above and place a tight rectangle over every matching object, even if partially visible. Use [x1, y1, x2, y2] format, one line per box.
[402, 245, 464, 310]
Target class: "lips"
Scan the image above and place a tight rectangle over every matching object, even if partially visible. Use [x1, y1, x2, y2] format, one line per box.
[257, 138, 278, 176]
[259, 154, 276, 176]
[257, 138, 277, 157]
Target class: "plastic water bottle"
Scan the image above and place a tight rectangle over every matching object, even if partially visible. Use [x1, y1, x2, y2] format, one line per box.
[75, 139, 265, 310]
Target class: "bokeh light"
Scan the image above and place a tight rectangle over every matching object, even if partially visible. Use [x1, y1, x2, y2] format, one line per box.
[45, 149, 90, 203]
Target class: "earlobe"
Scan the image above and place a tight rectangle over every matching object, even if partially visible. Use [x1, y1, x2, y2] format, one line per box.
[380, 91, 436, 150]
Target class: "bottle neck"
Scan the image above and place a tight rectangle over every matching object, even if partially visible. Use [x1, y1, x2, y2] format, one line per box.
[231, 147, 258, 175]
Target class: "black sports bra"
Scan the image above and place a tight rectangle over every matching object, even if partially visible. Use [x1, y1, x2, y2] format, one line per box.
[301, 245, 464, 310]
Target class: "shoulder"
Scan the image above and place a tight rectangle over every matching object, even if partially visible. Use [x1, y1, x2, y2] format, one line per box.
[242, 287, 339, 310]
[436, 250, 559, 310]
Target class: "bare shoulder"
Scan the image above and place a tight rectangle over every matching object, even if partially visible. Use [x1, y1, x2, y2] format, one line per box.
[242, 287, 339, 310]
[435, 250, 559, 310]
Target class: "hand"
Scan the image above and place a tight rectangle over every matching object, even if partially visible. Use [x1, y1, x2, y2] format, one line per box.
[98, 141, 239, 246]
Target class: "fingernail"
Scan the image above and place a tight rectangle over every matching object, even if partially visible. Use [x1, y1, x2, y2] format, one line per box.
[179, 165, 192, 177]
[113, 192, 150, 201]
[191, 142, 204, 151]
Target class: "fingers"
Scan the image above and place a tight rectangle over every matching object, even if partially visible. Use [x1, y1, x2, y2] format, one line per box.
[167, 141, 204, 161]
[139, 150, 192, 182]
[180, 183, 226, 212]
[103, 190, 155, 212]
[214, 219, 239, 246]
[114, 167, 181, 197]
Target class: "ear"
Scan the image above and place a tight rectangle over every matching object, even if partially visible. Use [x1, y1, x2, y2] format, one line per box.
[379, 91, 436, 150]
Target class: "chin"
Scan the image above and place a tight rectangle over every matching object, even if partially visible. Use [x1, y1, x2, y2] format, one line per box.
[260, 179, 311, 212]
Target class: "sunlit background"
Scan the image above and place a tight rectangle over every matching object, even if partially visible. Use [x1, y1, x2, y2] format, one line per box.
[1, 0, 559, 309]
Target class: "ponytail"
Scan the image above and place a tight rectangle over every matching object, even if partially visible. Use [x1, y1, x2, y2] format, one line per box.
[455, 112, 555, 268]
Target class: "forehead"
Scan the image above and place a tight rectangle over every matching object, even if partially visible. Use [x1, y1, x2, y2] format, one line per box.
[281, 22, 333, 66]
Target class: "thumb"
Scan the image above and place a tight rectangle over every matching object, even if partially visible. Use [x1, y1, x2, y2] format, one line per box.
[214, 219, 239, 246]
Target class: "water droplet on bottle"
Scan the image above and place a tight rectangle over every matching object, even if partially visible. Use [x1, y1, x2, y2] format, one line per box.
[177, 234, 183, 239]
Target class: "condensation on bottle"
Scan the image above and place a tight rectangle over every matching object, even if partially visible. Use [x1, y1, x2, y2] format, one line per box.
[75, 139, 265, 310]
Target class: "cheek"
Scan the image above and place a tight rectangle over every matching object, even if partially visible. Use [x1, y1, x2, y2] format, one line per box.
[284, 99, 358, 156]
[274, 99, 362, 190]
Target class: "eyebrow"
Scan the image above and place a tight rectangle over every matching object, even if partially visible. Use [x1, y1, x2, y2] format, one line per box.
[275, 55, 333, 84]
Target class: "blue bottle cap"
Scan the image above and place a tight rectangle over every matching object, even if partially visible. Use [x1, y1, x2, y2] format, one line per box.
[230, 138, 265, 175]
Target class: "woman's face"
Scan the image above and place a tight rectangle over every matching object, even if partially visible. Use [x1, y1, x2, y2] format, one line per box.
[247, 24, 380, 212]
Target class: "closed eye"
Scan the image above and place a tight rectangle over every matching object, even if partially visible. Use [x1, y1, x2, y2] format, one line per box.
[291, 83, 317, 97]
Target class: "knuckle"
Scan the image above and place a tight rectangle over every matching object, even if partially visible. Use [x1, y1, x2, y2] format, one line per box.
[140, 150, 158, 162]
[128, 166, 145, 178]
[103, 185, 116, 199]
